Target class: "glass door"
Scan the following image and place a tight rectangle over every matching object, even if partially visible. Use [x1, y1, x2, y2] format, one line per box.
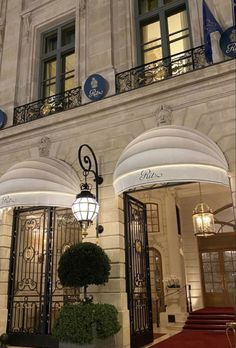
[201, 250, 236, 307]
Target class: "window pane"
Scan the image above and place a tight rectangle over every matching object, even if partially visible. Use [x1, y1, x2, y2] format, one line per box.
[64, 53, 75, 72]
[212, 272, 222, 282]
[202, 252, 210, 262]
[44, 60, 56, 80]
[44, 84, 56, 97]
[224, 262, 234, 271]
[142, 21, 161, 44]
[203, 263, 211, 272]
[168, 9, 188, 35]
[164, 0, 175, 4]
[205, 283, 213, 293]
[210, 252, 219, 261]
[167, 9, 190, 55]
[62, 25, 75, 46]
[226, 282, 236, 293]
[211, 262, 220, 272]
[64, 78, 75, 91]
[147, 203, 160, 233]
[142, 21, 162, 63]
[45, 33, 57, 53]
[204, 273, 212, 283]
[62, 53, 75, 92]
[139, 0, 159, 14]
[213, 283, 223, 293]
[43, 60, 56, 97]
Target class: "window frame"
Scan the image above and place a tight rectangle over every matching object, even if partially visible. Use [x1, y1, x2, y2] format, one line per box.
[135, 0, 192, 65]
[39, 20, 75, 98]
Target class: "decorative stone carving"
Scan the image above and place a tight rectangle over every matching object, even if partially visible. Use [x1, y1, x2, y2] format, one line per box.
[22, 12, 32, 41]
[38, 136, 51, 157]
[1, 195, 16, 205]
[79, 0, 86, 18]
[0, 19, 5, 49]
[156, 104, 172, 126]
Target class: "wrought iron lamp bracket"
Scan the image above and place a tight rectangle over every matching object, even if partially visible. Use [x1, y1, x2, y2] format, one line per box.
[78, 144, 104, 236]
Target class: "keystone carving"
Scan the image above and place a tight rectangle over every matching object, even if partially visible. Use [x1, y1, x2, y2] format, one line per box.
[156, 104, 172, 126]
[38, 136, 51, 157]
[79, 0, 86, 18]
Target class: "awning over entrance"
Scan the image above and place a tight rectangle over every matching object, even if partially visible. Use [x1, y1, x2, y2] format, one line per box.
[0, 157, 80, 208]
[113, 126, 229, 194]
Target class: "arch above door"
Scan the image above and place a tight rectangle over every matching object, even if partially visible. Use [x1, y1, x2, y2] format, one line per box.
[0, 157, 80, 209]
[113, 125, 229, 194]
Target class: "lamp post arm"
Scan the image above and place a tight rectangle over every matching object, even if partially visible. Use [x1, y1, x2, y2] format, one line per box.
[78, 144, 103, 184]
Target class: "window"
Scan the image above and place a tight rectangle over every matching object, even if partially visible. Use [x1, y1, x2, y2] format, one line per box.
[41, 22, 75, 98]
[146, 203, 160, 233]
[136, 0, 191, 64]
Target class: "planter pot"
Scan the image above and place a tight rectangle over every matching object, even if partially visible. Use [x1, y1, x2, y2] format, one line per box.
[59, 336, 115, 348]
[59, 342, 95, 348]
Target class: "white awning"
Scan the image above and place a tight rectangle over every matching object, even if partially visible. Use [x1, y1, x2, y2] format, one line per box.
[0, 157, 80, 208]
[113, 125, 229, 194]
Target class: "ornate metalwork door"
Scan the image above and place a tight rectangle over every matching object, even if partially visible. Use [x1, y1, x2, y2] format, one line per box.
[124, 194, 153, 348]
[7, 207, 81, 347]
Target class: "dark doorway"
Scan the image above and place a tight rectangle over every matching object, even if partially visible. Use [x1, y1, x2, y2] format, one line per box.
[124, 194, 153, 348]
[7, 206, 81, 347]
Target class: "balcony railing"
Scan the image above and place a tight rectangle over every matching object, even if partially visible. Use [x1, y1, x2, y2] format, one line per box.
[13, 86, 82, 126]
[115, 45, 208, 94]
[12, 46, 210, 126]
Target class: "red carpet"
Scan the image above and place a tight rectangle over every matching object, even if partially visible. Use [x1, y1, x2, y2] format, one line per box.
[183, 307, 235, 331]
[149, 330, 232, 348]
[193, 307, 234, 314]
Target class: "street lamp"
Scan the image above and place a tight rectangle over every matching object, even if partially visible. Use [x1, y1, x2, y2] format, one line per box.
[72, 144, 104, 238]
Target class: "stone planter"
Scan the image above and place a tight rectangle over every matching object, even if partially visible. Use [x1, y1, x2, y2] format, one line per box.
[59, 336, 116, 348]
[59, 342, 95, 348]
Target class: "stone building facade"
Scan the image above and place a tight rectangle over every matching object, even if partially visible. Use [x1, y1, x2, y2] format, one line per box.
[0, 1, 235, 348]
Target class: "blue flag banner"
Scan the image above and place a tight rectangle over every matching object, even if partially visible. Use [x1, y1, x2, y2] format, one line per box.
[203, 0, 223, 63]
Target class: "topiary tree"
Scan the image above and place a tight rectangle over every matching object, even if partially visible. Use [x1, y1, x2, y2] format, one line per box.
[52, 302, 121, 344]
[58, 242, 111, 298]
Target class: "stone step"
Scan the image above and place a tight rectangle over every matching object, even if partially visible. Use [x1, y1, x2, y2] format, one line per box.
[183, 323, 226, 331]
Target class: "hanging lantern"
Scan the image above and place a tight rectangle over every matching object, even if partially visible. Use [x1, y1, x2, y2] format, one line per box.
[192, 202, 216, 236]
[192, 183, 216, 237]
[72, 144, 104, 238]
[72, 183, 99, 237]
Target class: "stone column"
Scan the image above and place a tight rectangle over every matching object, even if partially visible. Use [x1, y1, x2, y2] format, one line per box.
[165, 190, 183, 313]
[0, 208, 13, 334]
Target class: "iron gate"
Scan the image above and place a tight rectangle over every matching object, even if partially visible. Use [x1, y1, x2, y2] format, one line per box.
[124, 194, 153, 348]
[7, 206, 81, 347]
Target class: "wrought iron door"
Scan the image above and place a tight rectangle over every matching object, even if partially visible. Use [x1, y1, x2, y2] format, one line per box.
[7, 207, 81, 347]
[124, 194, 153, 348]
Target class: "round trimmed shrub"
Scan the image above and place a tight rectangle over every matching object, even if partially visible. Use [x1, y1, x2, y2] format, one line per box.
[52, 303, 121, 344]
[58, 242, 111, 288]
[94, 303, 121, 339]
[52, 303, 94, 344]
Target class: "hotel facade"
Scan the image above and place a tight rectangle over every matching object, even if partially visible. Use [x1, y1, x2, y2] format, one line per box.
[0, 0, 235, 347]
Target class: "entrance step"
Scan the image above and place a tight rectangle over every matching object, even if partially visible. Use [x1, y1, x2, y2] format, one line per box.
[183, 307, 235, 331]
